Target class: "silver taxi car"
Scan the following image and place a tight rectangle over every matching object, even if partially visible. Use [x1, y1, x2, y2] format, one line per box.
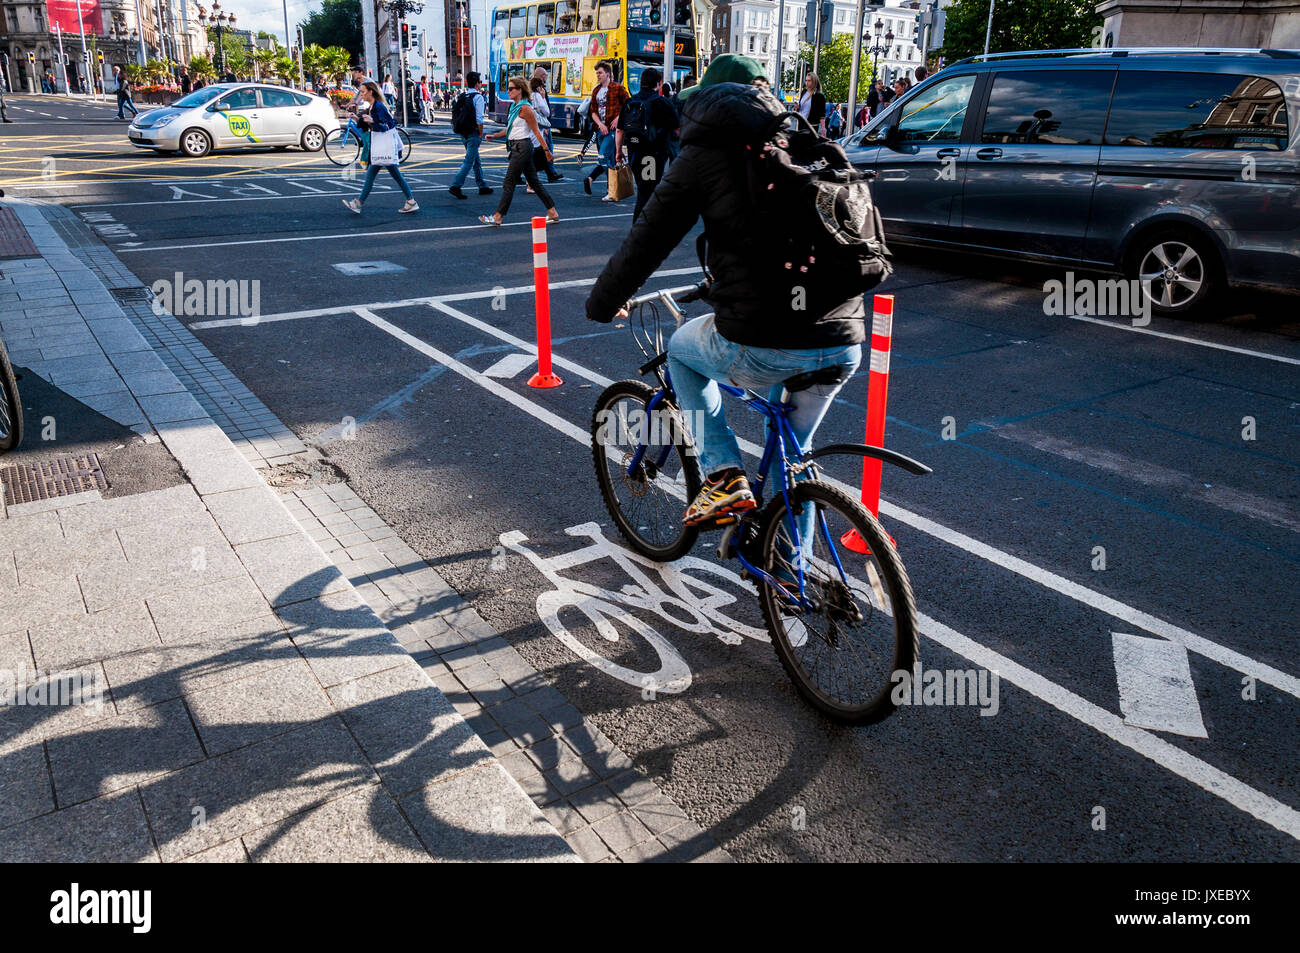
[127, 82, 341, 157]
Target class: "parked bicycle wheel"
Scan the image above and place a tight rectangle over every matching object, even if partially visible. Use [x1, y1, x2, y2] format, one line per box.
[757, 480, 917, 724]
[396, 128, 412, 164]
[591, 379, 702, 562]
[0, 335, 24, 453]
[322, 127, 361, 167]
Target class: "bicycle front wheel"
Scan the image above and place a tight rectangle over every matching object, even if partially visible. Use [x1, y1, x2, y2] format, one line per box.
[322, 128, 360, 167]
[397, 128, 412, 164]
[757, 480, 918, 724]
[0, 336, 24, 453]
[591, 379, 701, 562]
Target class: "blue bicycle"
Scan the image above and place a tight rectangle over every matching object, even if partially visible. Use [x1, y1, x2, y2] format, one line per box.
[323, 114, 412, 167]
[591, 280, 931, 723]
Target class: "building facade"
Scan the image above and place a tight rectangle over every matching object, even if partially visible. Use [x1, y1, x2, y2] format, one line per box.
[1096, 0, 1300, 48]
[709, 0, 926, 92]
[1, 0, 205, 93]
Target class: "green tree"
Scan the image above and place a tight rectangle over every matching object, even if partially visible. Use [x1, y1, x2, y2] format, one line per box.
[301, 43, 326, 81]
[321, 46, 352, 85]
[790, 34, 875, 103]
[253, 47, 277, 81]
[275, 54, 297, 84]
[937, 0, 1102, 62]
[302, 0, 363, 63]
[189, 55, 215, 82]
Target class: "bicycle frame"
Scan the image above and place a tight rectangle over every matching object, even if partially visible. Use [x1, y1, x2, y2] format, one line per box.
[625, 360, 837, 614]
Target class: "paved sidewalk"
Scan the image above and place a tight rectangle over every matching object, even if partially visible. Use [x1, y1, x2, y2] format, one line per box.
[0, 202, 576, 862]
[6, 198, 733, 863]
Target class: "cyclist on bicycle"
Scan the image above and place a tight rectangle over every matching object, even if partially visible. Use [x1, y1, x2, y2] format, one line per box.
[586, 54, 865, 527]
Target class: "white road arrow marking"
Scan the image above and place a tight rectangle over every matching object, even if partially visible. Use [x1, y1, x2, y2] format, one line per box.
[1112, 632, 1208, 738]
[483, 352, 537, 380]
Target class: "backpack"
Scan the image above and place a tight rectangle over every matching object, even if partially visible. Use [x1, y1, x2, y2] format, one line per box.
[451, 91, 479, 136]
[726, 111, 891, 308]
[620, 96, 659, 149]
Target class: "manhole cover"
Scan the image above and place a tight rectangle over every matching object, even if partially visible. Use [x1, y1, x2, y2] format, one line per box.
[1, 453, 108, 505]
[332, 261, 407, 276]
[109, 286, 153, 303]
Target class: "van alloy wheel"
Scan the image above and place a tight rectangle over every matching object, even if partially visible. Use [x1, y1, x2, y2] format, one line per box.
[1138, 241, 1204, 311]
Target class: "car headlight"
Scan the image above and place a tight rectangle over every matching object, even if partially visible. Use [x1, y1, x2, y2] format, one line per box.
[152, 116, 176, 129]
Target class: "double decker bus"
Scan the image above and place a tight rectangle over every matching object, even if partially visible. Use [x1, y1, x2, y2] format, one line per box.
[487, 0, 699, 133]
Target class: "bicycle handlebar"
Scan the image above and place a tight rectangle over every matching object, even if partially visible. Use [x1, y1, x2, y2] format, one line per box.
[625, 280, 710, 310]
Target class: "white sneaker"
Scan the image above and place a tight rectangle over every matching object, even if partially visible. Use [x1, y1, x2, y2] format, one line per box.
[342, 199, 362, 214]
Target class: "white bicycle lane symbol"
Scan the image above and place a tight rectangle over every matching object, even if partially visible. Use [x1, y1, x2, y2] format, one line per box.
[498, 522, 769, 696]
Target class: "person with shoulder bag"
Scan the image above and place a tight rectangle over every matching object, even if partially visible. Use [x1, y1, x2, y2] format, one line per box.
[581, 60, 630, 197]
[342, 82, 419, 215]
[529, 72, 564, 183]
[477, 76, 559, 225]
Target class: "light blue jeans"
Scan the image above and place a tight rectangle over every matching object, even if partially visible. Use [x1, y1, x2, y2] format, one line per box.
[451, 134, 487, 189]
[668, 315, 861, 571]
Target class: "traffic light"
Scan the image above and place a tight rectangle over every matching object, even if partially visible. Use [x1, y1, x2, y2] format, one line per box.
[97, 51, 104, 64]
[675, 1, 691, 25]
[804, 0, 816, 43]
[401, 22, 410, 50]
[819, 0, 833, 43]
[649, 0, 661, 24]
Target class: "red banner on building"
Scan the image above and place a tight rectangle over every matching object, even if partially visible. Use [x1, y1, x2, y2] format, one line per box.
[45, 0, 106, 37]
[453, 27, 471, 57]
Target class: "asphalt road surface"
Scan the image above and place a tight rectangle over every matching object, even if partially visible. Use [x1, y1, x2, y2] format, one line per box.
[4, 110, 1299, 862]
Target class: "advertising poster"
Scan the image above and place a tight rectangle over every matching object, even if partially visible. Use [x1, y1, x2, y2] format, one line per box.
[45, 0, 106, 36]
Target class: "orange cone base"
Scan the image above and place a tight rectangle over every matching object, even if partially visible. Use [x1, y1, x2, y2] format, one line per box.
[527, 372, 563, 389]
[840, 528, 896, 555]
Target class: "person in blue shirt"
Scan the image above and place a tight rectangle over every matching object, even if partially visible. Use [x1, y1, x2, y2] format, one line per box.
[342, 82, 419, 215]
[449, 72, 494, 199]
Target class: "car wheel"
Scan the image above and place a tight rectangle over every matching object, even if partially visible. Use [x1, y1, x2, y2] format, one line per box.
[180, 128, 212, 158]
[1127, 228, 1221, 319]
[301, 125, 325, 152]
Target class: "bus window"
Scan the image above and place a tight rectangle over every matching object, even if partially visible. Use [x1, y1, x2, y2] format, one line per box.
[555, 0, 575, 33]
[493, 8, 509, 41]
[527, 4, 537, 35]
[508, 62, 525, 79]
[551, 61, 563, 95]
[499, 65, 509, 92]
[510, 6, 527, 36]
[537, 2, 555, 34]
[597, 0, 620, 30]
[576, 0, 597, 32]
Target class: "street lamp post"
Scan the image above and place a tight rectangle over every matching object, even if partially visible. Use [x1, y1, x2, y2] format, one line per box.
[869, 19, 893, 87]
[198, 3, 236, 79]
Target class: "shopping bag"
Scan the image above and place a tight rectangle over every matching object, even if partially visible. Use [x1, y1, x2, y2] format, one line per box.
[606, 164, 634, 202]
[369, 128, 399, 166]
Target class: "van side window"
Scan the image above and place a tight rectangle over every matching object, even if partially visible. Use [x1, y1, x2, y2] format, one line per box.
[980, 70, 1114, 145]
[893, 73, 976, 143]
[1105, 71, 1288, 150]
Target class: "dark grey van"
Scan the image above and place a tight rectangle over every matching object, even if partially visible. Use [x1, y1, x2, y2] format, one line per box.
[843, 49, 1300, 316]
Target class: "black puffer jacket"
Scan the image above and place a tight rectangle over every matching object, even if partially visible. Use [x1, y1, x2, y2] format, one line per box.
[586, 83, 866, 348]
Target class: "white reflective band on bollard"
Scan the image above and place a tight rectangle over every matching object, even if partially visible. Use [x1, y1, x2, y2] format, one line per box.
[870, 349, 891, 375]
[533, 252, 548, 268]
[872, 309, 893, 338]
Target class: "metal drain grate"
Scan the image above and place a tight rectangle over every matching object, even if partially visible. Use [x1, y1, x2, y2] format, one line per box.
[1, 453, 108, 505]
[110, 286, 153, 304]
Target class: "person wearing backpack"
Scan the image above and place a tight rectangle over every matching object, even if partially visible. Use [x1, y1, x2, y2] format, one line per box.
[585, 54, 891, 527]
[621, 67, 679, 223]
[448, 72, 494, 200]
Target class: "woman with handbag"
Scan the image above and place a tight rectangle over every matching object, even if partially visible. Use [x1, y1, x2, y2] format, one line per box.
[342, 82, 419, 215]
[477, 77, 559, 226]
[530, 74, 564, 183]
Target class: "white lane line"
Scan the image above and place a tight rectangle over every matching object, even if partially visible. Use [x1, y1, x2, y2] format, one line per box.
[116, 211, 630, 252]
[357, 303, 1300, 841]
[1112, 633, 1208, 738]
[1067, 314, 1300, 367]
[424, 299, 1300, 701]
[482, 352, 537, 379]
[188, 267, 701, 329]
[196, 288, 1300, 702]
[69, 177, 459, 208]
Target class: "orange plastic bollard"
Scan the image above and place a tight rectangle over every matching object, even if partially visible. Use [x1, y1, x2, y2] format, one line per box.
[841, 294, 895, 555]
[527, 216, 562, 389]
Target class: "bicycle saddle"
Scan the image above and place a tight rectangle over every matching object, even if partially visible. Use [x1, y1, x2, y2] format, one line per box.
[782, 365, 852, 393]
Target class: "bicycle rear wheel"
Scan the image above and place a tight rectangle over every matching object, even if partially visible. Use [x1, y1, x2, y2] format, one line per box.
[757, 480, 917, 724]
[397, 128, 412, 164]
[0, 336, 24, 453]
[591, 379, 701, 562]
[323, 128, 360, 167]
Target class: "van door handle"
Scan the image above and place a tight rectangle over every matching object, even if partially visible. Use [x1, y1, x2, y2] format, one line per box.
[936, 148, 961, 158]
[976, 148, 1002, 160]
